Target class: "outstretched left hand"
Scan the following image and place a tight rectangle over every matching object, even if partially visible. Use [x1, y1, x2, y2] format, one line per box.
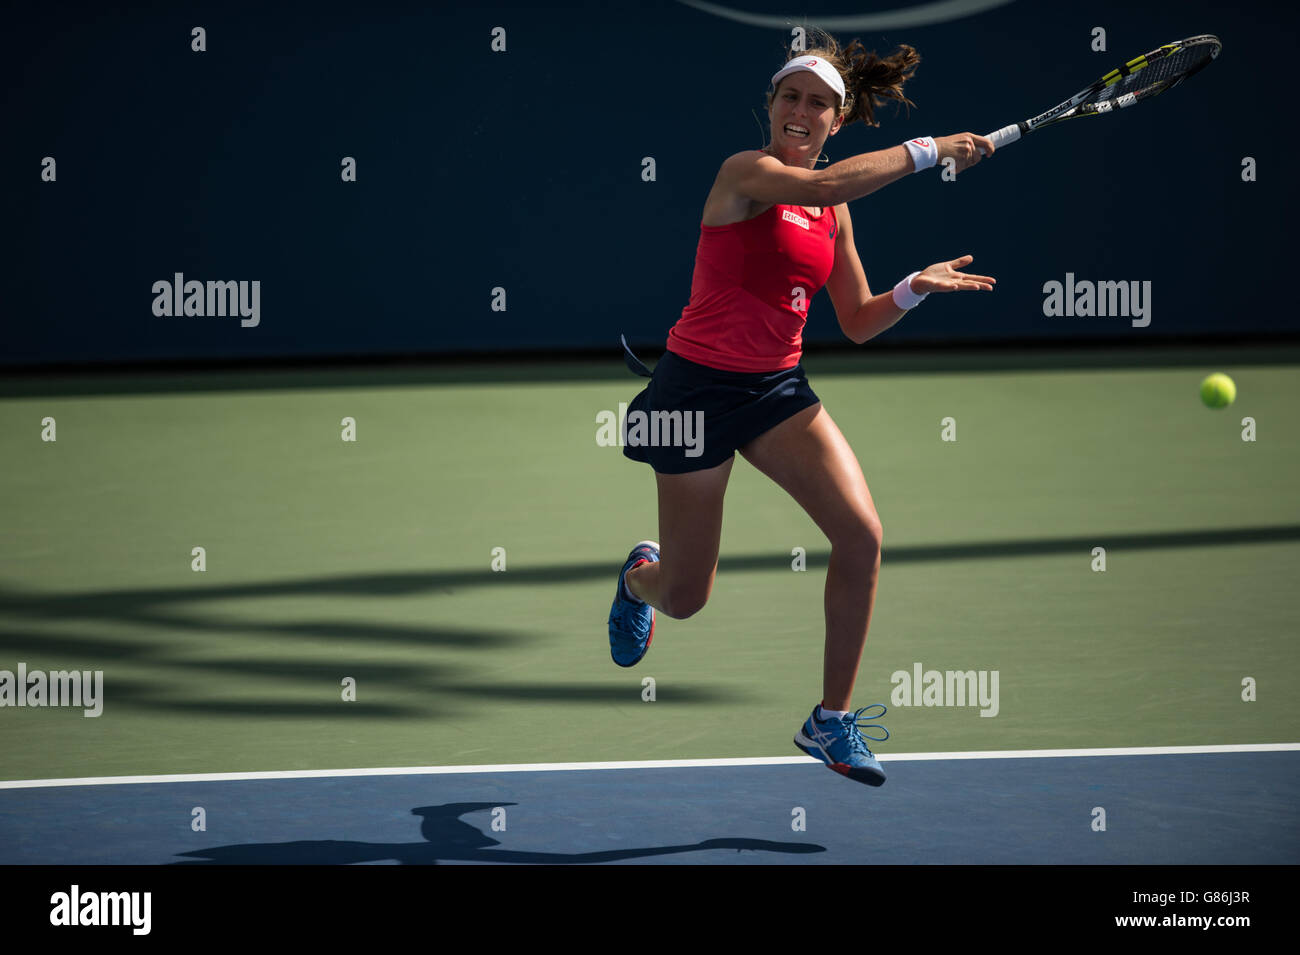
[912, 255, 995, 293]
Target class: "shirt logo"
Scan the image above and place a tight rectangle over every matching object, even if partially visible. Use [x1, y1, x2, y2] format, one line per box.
[781, 209, 810, 230]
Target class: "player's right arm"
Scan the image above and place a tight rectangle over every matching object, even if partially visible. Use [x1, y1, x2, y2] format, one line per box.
[721, 133, 994, 207]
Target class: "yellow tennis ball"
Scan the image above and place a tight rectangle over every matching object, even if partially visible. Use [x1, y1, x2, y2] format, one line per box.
[1200, 373, 1236, 409]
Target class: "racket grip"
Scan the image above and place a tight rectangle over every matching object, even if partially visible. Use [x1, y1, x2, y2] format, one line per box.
[979, 124, 1021, 156]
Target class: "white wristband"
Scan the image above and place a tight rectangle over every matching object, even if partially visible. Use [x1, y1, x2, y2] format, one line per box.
[893, 271, 928, 310]
[902, 137, 938, 172]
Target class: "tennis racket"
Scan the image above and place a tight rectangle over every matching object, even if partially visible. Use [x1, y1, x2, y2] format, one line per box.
[979, 34, 1221, 154]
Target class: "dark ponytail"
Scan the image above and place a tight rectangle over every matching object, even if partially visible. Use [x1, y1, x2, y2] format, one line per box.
[840, 38, 921, 127]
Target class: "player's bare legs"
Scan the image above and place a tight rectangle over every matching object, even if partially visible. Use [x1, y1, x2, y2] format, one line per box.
[625, 457, 734, 619]
[739, 403, 882, 710]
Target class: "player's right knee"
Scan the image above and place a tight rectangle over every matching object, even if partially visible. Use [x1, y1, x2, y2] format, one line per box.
[661, 584, 710, 620]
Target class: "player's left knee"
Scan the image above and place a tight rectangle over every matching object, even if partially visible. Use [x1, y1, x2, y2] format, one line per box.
[864, 513, 883, 553]
[830, 514, 882, 567]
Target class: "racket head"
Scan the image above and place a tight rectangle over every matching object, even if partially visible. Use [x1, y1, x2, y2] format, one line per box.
[1033, 34, 1221, 129]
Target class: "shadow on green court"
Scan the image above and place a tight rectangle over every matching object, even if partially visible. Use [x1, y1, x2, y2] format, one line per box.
[5, 522, 1296, 620]
[0, 627, 755, 717]
[2, 521, 1295, 717]
[4, 341, 1297, 397]
[0, 567, 759, 714]
[100, 677, 430, 718]
[878, 524, 1300, 563]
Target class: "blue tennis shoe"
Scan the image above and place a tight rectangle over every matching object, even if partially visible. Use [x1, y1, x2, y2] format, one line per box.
[608, 540, 659, 667]
[794, 703, 889, 786]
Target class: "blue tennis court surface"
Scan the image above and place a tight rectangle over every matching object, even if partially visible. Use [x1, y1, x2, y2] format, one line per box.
[2, 751, 1296, 864]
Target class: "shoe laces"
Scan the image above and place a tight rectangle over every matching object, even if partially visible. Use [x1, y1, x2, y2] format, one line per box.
[843, 704, 889, 755]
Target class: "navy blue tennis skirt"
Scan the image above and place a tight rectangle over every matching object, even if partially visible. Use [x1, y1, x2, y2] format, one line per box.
[621, 348, 821, 474]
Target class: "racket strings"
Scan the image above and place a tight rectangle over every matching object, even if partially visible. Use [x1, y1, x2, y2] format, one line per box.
[1112, 44, 1217, 101]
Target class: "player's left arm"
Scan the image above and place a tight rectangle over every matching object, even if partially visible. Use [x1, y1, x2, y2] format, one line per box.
[824, 203, 895, 345]
[825, 203, 996, 345]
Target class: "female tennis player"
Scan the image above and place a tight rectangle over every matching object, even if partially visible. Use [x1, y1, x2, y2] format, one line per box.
[608, 33, 995, 786]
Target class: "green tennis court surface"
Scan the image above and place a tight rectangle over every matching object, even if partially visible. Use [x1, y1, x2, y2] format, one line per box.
[2, 346, 1297, 782]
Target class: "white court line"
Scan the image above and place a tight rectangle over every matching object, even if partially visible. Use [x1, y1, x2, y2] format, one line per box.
[1, 742, 1297, 790]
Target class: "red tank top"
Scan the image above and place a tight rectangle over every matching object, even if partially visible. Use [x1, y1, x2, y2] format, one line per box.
[666, 203, 839, 372]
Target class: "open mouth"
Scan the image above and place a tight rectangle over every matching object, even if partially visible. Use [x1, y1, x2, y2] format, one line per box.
[784, 124, 810, 139]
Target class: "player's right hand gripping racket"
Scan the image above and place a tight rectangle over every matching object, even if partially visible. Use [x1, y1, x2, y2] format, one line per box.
[979, 34, 1221, 154]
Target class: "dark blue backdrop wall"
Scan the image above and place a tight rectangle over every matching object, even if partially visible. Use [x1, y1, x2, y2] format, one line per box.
[4, 0, 1292, 366]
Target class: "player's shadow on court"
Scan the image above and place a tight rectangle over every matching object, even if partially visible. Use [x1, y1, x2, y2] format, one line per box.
[172, 802, 825, 865]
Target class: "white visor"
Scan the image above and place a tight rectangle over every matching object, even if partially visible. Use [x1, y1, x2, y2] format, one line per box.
[770, 55, 846, 107]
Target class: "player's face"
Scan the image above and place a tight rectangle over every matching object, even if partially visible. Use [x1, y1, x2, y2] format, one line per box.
[770, 73, 842, 157]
